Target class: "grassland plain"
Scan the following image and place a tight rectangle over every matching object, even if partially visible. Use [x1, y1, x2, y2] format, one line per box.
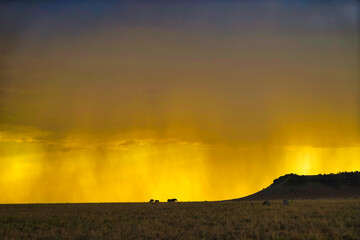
[0, 199, 359, 240]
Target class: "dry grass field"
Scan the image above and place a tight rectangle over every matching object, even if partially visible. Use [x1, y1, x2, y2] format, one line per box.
[0, 199, 359, 240]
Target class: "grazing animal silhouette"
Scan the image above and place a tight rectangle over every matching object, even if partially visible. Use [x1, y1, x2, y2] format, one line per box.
[149, 199, 154, 203]
[167, 198, 178, 202]
[155, 200, 159, 203]
[263, 200, 270, 206]
[283, 199, 289, 205]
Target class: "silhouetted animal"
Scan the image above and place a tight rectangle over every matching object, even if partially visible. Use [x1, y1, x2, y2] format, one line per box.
[283, 199, 289, 205]
[263, 200, 270, 206]
[149, 199, 154, 203]
[167, 198, 178, 202]
[155, 200, 159, 203]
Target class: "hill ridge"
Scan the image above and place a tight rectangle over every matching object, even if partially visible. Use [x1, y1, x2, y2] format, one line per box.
[235, 171, 360, 201]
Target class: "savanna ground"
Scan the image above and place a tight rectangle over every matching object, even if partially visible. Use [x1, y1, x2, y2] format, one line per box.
[0, 199, 359, 240]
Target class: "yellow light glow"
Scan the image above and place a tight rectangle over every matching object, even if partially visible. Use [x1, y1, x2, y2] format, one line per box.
[0, 132, 359, 203]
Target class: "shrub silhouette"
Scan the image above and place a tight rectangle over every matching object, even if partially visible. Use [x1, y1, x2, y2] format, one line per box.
[272, 172, 360, 188]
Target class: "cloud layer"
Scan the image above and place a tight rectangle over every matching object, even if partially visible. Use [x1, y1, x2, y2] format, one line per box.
[0, 0, 359, 203]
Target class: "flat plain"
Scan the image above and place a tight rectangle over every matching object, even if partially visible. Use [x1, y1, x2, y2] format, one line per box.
[0, 199, 359, 240]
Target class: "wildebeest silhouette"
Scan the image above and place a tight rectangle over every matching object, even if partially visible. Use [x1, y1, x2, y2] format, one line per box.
[263, 200, 270, 206]
[283, 199, 289, 205]
[155, 200, 159, 203]
[167, 198, 178, 202]
[149, 199, 154, 203]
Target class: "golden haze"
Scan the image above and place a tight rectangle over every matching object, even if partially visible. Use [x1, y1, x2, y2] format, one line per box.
[0, 129, 359, 203]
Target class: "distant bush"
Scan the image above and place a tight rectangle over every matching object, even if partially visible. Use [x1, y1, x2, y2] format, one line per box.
[272, 172, 360, 188]
[273, 173, 306, 186]
[318, 172, 360, 187]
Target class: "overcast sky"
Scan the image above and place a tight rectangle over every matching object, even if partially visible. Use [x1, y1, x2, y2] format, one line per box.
[0, 0, 359, 203]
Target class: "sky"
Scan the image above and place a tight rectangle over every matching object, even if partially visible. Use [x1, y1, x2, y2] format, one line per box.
[0, 0, 359, 203]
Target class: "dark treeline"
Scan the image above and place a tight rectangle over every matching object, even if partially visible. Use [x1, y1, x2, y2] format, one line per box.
[272, 172, 360, 187]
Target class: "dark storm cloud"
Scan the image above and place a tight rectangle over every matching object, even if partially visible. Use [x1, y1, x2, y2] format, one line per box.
[0, 0, 359, 147]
